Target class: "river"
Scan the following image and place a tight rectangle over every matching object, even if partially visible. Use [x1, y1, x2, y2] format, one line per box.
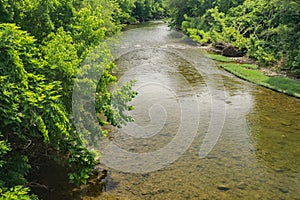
[38, 21, 300, 199]
[86, 21, 300, 200]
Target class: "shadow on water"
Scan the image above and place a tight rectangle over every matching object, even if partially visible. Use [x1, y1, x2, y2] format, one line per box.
[27, 157, 80, 200]
[28, 157, 118, 200]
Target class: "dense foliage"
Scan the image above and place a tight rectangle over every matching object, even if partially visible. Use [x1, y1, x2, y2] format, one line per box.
[118, 0, 167, 23]
[167, 0, 300, 73]
[0, 0, 168, 198]
[3, 0, 298, 198]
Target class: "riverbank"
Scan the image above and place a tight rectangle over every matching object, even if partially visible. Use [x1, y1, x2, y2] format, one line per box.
[205, 52, 300, 98]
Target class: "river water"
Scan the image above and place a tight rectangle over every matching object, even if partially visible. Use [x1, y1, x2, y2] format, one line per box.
[79, 22, 300, 199]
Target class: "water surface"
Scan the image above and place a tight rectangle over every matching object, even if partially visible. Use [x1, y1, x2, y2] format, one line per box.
[83, 22, 300, 199]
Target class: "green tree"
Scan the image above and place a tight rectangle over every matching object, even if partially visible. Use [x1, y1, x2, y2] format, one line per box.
[42, 27, 80, 110]
[133, 0, 153, 21]
[168, 0, 300, 72]
[0, 23, 67, 193]
[0, 0, 144, 198]
[117, 0, 138, 23]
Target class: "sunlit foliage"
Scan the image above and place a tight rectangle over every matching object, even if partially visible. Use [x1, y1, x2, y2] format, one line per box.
[168, 0, 300, 73]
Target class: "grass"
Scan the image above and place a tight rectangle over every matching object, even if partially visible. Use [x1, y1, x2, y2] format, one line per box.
[220, 63, 300, 98]
[207, 53, 233, 62]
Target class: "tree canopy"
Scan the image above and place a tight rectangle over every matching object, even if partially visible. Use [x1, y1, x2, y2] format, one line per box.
[0, 0, 156, 198]
[167, 0, 300, 73]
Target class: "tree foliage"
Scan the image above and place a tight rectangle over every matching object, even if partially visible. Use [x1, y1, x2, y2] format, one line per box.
[0, 0, 155, 198]
[117, 0, 167, 23]
[0, 23, 73, 197]
[168, 0, 300, 72]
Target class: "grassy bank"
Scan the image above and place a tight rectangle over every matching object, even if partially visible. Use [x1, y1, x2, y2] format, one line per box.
[207, 53, 300, 98]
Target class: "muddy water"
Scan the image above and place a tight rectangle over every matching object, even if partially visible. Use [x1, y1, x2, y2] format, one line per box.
[82, 22, 300, 199]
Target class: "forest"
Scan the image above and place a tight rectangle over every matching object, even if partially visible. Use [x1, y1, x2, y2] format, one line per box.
[0, 0, 299, 199]
[0, 0, 165, 198]
[168, 0, 300, 73]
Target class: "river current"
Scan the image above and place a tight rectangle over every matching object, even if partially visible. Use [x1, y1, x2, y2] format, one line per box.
[81, 21, 300, 200]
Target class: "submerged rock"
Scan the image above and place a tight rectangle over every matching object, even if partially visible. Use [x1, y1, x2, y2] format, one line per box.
[217, 185, 230, 191]
[279, 187, 289, 193]
[236, 182, 247, 190]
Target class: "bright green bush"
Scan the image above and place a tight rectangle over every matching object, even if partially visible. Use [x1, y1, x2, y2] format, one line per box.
[0, 0, 145, 198]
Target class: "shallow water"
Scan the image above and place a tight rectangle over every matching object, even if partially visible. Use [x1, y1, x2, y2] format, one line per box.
[80, 22, 300, 199]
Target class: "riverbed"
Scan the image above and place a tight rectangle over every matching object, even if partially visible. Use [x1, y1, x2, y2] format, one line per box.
[35, 21, 300, 200]
[78, 21, 300, 200]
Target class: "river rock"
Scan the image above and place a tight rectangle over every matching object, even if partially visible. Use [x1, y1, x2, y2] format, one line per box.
[279, 187, 289, 193]
[222, 45, 244, 57]
[237, 182, 247, 190]
[206, 154, 218, 159]
[281, 121, 292, 126]
[217, 185, 230, 191]
[214, 42, 227, 50]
